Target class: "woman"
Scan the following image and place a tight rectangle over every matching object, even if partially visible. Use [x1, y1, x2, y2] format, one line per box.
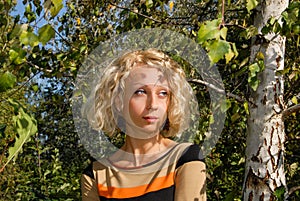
[81, 48, 206, 201]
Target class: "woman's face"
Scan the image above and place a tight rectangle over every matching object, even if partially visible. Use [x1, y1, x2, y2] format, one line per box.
[122, 66, 169, 138]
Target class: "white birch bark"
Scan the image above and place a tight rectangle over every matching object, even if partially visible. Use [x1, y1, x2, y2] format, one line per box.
[243, 0, 289, 200]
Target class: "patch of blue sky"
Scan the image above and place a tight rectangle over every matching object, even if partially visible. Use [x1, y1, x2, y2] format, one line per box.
[10, 0, 67, 52]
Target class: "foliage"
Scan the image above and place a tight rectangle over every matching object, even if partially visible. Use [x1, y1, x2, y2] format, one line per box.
[0, 0, 299, 200]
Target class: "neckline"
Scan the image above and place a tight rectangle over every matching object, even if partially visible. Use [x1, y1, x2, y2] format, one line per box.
[107, 143, 181, 170]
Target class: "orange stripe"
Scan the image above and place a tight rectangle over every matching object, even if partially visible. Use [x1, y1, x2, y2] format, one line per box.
[98, 172, 175, 198]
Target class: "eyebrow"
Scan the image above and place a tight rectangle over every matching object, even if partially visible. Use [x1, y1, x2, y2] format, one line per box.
[131, 83, 169, 88]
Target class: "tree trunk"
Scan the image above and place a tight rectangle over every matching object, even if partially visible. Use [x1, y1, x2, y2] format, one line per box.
[243, 0, 289, 200]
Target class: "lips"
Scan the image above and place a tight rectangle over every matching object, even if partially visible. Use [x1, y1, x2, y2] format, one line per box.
[143, 116, 158, 123]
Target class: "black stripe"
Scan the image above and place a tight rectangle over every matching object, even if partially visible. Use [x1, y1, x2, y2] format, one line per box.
[99, 185, 175, 201]
[83, 158, 96, 179]
[175, 144, 204, 169]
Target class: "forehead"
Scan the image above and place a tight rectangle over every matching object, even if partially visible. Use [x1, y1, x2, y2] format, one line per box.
[126, 66, 168, 87]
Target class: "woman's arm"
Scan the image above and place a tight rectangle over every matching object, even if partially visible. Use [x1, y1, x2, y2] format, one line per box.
[174, 160, 206, 201]
[81, 166, 100, 201]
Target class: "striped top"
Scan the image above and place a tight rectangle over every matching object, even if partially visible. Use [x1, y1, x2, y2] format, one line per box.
[81, 143, 206, 201]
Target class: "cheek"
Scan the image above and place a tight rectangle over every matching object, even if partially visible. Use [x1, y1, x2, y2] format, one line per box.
[128, 98, 144, 115]
[121, 96, 132, 119]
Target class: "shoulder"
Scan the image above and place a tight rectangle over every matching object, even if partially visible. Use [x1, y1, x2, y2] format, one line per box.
[176, 144, 205, 169]
[83, 158, 95, 179]
[82, 158, 107, 180]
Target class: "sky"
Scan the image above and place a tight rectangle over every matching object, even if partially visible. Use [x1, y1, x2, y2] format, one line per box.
[11, 0, 66, 27]
[9, 0, 67, 100]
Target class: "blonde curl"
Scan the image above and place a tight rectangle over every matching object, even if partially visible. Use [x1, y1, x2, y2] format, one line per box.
[84, 48, 197, 138]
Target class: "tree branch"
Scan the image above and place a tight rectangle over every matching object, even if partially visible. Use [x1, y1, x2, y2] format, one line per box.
[108, 2, 194, 26]
[188, 78, 256, 106]
[288, 186, 300, 197]
[0, 71, 39, 103]
[109, 2, 163, 23]
[220, 0, 225, 27]
[27, 61, 53, 73]
[189, 78, 225, 94]
[282, 103, 300, 119]
[287, 136, 300, 141]
[224, 23, 247, 30]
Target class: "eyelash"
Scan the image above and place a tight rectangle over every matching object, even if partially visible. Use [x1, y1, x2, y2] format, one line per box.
[159, 91, 168, 97]
[134, 89, 169, 97]
[134, 89, 146, 95]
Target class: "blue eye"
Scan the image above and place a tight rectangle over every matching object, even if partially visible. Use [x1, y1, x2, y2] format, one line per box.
[134, 89, 146, 95]
[159, 90, 168, 97]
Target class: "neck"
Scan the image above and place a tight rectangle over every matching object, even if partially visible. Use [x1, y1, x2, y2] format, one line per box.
[109, 134, 175, 167]
[122, 134, 163, 155]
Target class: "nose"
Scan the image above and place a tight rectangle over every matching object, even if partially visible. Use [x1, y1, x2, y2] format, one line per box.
[147, 93, 158, 110]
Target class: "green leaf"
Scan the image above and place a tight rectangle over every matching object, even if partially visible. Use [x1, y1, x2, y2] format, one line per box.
[209, 115, 215, 124]
[225, 49, 235, 64]
[248, 62, 261, 91]
[246, 0, 258, 12]
[15, 23, 28, 33]
[220, 27, 228, 40]
[231, 43, 239, 60]
[231, 113, 240, 122]
[241, 25, 258, 39]
[248, 77, 260, 91]
[145, 0, 153, 8]
[31, 84, 39, 92]
[50, 0, 63, 17]
[8, 107, 37, 162]
[24, 3, 37, 22]
[0, 71, 17, 92]
[7, 98, 20, 113]
[198, 19, 221, 43]
[256, 51, 264, 60]
[224, 192, 235, 201]
[290, 162, 298, 177]
[9, 24, 23, 40]
[274, 186, 286, 201]
[207, 40, 231, 63]
[38, 24, 55, 45]
[244, 102, 249, 115]
[79, 45, 87, 53]
[20, 31, 39, 47]
[291, 96, 298, 104]
[249, 63, 260, 77]
[9, 46, 27, 64]
[221, 99, 231, 112]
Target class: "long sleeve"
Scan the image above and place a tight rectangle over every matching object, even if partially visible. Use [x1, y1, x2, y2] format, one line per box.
[174, 161, 206, 201]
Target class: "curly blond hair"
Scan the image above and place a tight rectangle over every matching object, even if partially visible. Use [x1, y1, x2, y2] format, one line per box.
[84, 48, 197, 138]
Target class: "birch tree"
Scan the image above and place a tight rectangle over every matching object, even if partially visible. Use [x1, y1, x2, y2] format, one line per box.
[243, 0, 289, 200]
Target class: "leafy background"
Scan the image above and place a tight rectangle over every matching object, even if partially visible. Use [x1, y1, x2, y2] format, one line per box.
[0, 0, 299, 200]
